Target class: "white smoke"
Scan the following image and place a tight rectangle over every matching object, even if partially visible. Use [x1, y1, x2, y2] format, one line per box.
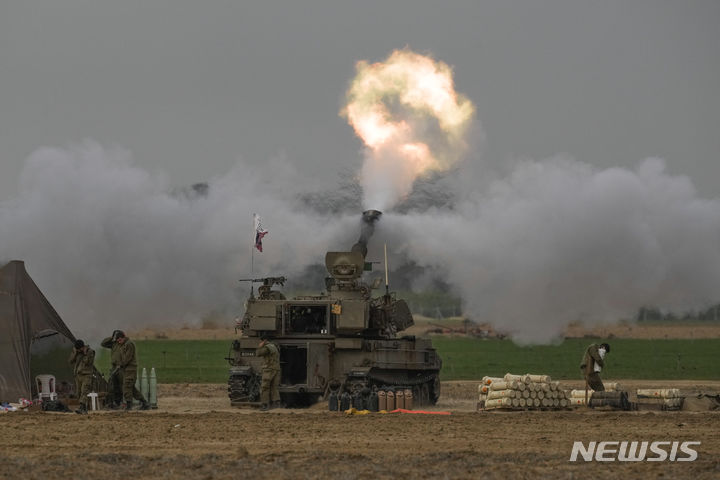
[0, 141, 356, 338]
[379, 156, 720, 343]
[1, 141, 719, 344]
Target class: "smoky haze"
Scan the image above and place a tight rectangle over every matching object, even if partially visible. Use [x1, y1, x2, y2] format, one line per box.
[0, 141, 360, 339]
[1, 138, 719, 343]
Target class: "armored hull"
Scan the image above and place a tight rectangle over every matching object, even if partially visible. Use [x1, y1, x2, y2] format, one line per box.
[226, 211, 442, 408]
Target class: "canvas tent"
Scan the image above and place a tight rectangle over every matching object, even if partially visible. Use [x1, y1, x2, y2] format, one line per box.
[0, 260, 76, 402]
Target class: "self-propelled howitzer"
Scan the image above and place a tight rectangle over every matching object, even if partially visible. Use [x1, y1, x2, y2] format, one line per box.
[226, 210, 442, 408]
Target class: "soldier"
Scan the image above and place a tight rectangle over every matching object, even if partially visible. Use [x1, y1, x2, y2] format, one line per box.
[256, 333, 281, 411]
[68, 339, 95, 414]
[105, 330, 149, 411]
[580, 342, 611, 391]
[100, 330, 123, 408]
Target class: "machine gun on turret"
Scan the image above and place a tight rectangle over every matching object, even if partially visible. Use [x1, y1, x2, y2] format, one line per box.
[238, 276, 287, 300]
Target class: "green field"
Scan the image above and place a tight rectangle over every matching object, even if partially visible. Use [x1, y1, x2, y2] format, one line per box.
[96, 340, 235, 383]
[96, 337, 720, 383]
[432, 337, 720, 381]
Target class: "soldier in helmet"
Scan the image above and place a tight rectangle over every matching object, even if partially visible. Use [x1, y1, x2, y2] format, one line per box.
[101, 330, 124, 408]
[256, 333, 281, 411]
[580, 342, 611, 391]
[103, 330, 149, 411]
[68, 339, 95, 414]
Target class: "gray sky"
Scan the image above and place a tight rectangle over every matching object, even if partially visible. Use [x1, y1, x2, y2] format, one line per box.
[1, 1, 720, 342]
[1, 0, 719, 198]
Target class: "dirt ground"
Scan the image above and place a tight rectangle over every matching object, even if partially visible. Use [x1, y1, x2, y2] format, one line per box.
[2, 380, 719, 479]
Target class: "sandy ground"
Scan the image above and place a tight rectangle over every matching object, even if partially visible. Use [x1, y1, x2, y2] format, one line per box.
[2, 380, 719, 479]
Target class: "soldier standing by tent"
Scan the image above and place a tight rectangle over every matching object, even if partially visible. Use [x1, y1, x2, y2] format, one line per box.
[68, 339, 95, 414]
[256, 333, 281, 411]
[580, 342, 611, 392]
[102, 330, 149, 411]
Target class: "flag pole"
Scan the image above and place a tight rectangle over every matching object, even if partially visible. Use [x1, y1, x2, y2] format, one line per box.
[251, 213, 255, 275]
[384, 243, 389, 296]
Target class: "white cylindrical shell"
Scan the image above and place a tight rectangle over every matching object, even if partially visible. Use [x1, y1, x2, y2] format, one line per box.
[550, 382, 560, 391]
[482, 376, 504, 386]
[560, 398, 569, 408]
[521, 389, 530, 399]
[535, 383, 550, 392]
[490, 380, 518, 391]
[516, 398, 527, 408]
[526, 383, 537, 392]
[504, 373, 531, 384]
[531, 398, 541, 408]
[140, 368, 149, 401]
[552, 398, 560, 408]
[529, 390, 538, 399]
[487, 389, 516, 400]
[637, 388, 680, 398]
[536, 390, 545, 400]
[149, 367, 158, 408]
[478, 385, 490, 394]
[527, 374, 551, 383]
[570, 389, 594, 398]
[485, 397, 513, 409]
[604, 382, 622, 392]
[570, 397, 586, 406]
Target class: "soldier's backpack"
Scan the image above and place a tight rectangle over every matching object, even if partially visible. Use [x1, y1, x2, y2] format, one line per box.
[41, 400, 72, 412]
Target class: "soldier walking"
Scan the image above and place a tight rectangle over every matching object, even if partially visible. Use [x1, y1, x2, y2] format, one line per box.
[68, 339, 95, 414]
[580, 342, 611, 391]
[256, 333, 281, 411]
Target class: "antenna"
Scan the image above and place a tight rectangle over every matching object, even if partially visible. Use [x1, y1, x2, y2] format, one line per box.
[384, 243, 389, 296]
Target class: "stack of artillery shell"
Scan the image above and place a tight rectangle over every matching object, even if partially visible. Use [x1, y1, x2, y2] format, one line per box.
[477, 376, 503, 409]
[569, 390, 629, 408]
[567, 381, 624, 406]
[478, 373, 570, 410]
[569, 389, 594, 406]
[569, 387, 636, 410]
[636, 388, 683, 410]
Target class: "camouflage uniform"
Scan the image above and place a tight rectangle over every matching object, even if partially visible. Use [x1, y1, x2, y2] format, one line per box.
[68, 346, 95, 410]
[101, 336, 123, 406]
[580, 343, 606, 391]
[116, 337, 148, 408]
[256, 341, 281, 408]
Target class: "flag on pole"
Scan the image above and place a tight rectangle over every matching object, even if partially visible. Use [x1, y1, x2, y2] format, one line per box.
[253, 214, 268, 252]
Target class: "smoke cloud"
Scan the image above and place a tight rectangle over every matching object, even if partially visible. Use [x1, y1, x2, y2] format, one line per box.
[383, 156, 720, 343]
[0, 141, 358, 338]
[2, 50, 719, 344]
[2, 142, 719, 344]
